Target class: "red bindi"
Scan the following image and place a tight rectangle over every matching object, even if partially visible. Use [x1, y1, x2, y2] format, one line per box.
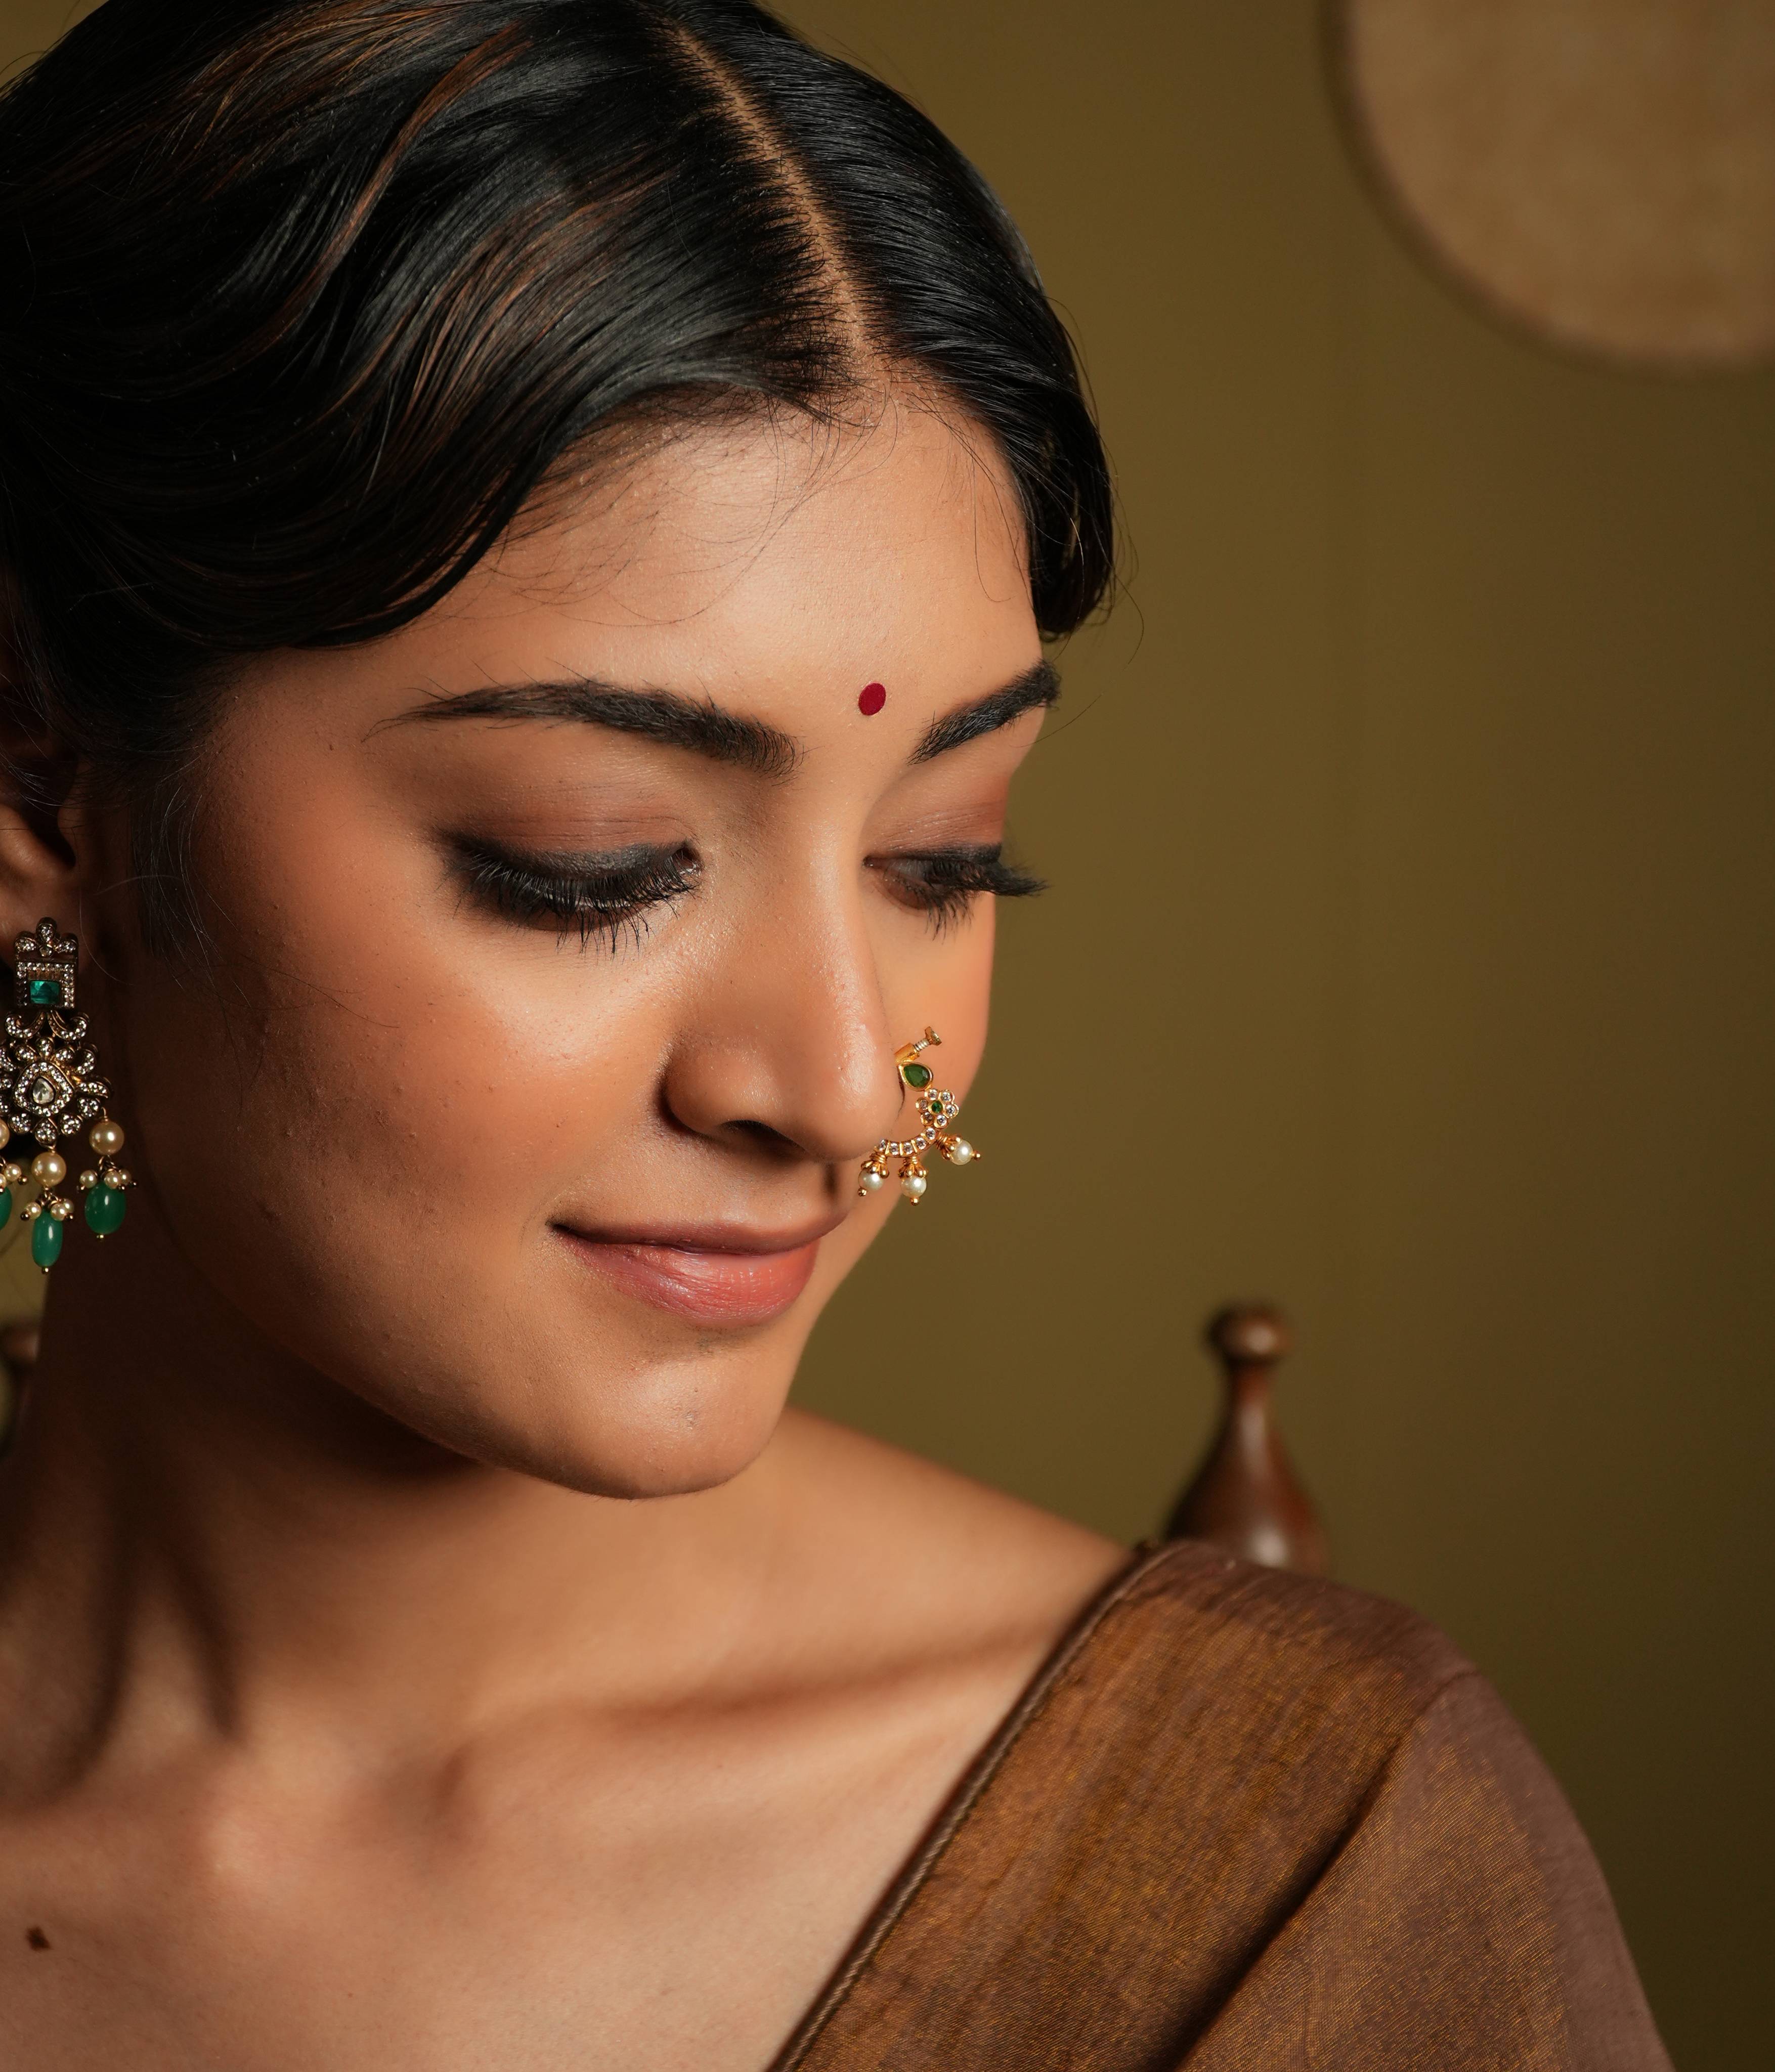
[857, 681, 887, 716]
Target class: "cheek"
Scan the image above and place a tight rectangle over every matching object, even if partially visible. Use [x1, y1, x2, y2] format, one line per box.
[112, 783, 681, 1410]
[139, 947, 657, 1247]
[140, 759, 655, 1223]
[113, 928, 768, 1494]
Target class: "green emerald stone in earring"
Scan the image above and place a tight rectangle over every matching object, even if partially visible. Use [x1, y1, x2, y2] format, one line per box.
[31, 1214, 62, 1270]
[84, 1184, 127, 1236]
[0, 1188, 10, 1225]
[26, 978, 62, 1007]
[902, 1061, 932, 1089]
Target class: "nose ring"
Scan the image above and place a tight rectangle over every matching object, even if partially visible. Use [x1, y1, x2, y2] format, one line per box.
[857, 1027, 978, 1205]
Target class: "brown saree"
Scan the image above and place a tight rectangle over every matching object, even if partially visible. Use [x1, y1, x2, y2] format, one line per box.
[777, 1540, 1668, 2071]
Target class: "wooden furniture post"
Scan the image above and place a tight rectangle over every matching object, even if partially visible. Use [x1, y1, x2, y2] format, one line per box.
[1164, 1304, 1330, 1575]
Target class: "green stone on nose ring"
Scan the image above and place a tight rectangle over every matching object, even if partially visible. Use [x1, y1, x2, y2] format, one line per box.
[856, 1026, 979, 1205]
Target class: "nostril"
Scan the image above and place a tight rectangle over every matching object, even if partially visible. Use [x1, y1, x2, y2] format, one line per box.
[724, 1117, 799, 1155]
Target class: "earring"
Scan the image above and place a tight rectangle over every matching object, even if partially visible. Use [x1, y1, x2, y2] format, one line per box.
[857, 1027, 978, 1205]
[0, 918, 131, 1272]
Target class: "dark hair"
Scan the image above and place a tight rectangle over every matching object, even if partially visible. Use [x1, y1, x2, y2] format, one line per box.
[0, 0, 1113, 940]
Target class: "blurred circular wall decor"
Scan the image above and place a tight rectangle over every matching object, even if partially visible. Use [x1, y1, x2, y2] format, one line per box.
[1329, 0, 1775, 368]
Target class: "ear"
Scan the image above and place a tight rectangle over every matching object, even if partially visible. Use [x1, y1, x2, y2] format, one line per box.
[0, 575, 94, 952]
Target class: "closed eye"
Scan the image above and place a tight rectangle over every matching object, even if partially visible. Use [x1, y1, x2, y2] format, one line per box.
[869, 844, 1046, 933]
[449, 836, 700, 951]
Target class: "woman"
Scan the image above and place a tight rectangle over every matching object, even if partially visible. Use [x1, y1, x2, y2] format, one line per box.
[0, 3, 1667, 2065]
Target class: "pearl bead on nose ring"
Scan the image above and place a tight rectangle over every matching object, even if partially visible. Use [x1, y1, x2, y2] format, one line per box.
[856, 1028, 978, 1204]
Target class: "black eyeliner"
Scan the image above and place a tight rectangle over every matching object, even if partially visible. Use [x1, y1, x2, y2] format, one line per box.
[448, 836, 700, 951]
[871, 842, 1047, 932]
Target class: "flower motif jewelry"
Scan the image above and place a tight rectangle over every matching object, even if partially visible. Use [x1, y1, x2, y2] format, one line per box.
[0, 918, 131, 1271]
[857, 1027, 978, 1205]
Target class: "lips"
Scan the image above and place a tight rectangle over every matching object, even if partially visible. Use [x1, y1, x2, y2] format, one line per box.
[553, 1215, 842, 1327]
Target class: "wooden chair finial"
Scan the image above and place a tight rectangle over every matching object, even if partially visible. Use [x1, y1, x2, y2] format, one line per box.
[1163, 1302, 1329, 1575]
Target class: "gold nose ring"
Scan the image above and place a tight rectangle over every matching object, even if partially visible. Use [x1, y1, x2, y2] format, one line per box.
[856, 1028, 978, 1205]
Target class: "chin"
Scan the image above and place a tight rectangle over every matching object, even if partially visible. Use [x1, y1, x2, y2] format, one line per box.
[349, 1326, 801, 1502]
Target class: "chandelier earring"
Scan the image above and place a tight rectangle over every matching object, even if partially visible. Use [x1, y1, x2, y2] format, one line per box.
[0, 918, 132, 1272]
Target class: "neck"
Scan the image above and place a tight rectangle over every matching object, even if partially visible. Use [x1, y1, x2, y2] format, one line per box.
[0, 1206, 786, 1796]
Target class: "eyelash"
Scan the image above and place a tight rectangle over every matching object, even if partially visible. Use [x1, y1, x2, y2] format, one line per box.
[451, 839, 1045, 951]
[451, 839, 701, 951]
[871, 845, 1047, 934]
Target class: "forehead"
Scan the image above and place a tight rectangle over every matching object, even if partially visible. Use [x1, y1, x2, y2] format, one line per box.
[421, 399, 1037, 707]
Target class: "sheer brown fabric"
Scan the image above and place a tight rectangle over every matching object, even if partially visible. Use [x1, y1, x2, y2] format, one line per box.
[781, 1541, 1668, 2071]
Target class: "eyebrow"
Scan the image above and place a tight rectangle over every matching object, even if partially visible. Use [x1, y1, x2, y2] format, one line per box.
[388, 679, 799, 778]
[388, 658, 1059, 773]
[910, 659, 1059, 762]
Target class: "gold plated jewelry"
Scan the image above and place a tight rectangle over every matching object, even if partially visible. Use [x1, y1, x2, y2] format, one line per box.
[857, 1027, 978, 1205]
[0, 919, 131, 1271]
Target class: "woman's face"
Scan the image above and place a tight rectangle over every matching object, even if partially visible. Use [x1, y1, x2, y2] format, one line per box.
[86, 403, 1048, 1496]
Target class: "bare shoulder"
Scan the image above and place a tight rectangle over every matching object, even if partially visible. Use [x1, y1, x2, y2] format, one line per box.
[766, 1409, 1130, 1673]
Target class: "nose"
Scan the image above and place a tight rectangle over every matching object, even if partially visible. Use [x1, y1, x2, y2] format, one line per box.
[660, 880, 903, 1167]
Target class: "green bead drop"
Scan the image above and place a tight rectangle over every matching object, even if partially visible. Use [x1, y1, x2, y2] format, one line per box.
[85, 1184, 127, 1237]
[31, 1215, 63, 1271]
[0, 1189, 10, 1227]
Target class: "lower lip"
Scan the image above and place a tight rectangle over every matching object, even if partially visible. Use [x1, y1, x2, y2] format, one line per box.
[557, 1231, 822, 1326]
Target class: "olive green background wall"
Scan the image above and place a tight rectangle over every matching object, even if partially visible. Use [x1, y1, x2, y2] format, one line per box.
[5, 1, 1772, 2063]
